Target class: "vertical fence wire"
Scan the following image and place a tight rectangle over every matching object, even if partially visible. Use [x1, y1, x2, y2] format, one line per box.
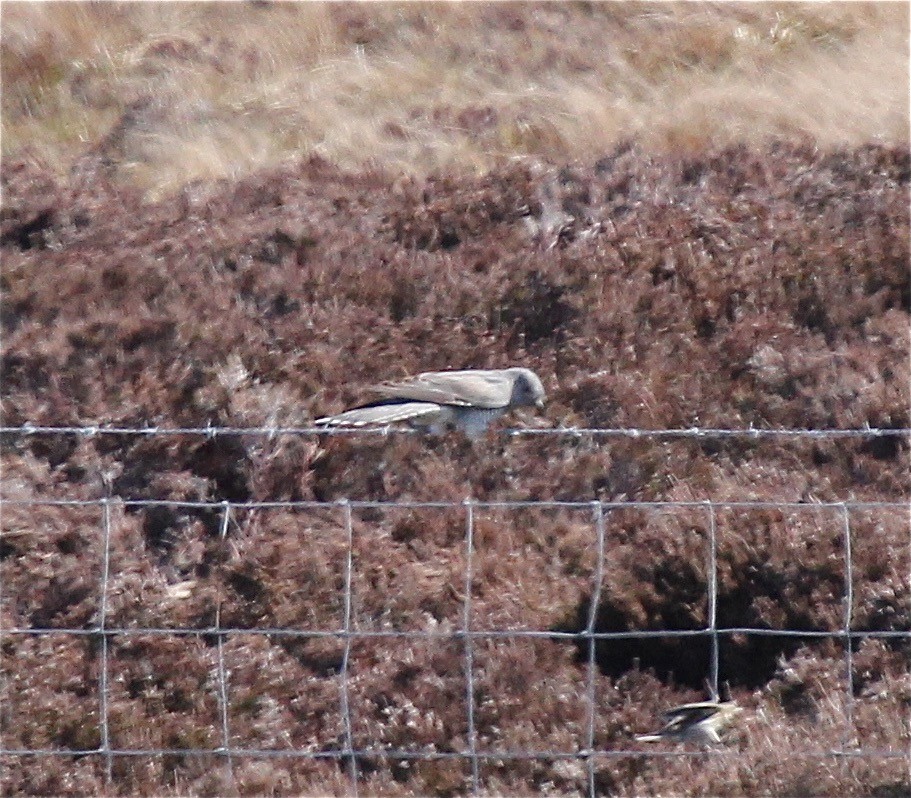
[705, 502, 720, 700]
[585, 502, 607, 798]
[0, 494, 4, 774]
[906, 501, 911, 787]
[215, 501, 237, 794]
[0, 509, 2, 794]
[98, 498, 113, 785]
[462, 499, 480, 793]
[907, 499, 911, 787]
[339, 500, 359, 797]
[839, 504, 855, 754]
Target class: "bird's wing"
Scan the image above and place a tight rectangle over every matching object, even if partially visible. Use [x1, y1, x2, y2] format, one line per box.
[369, 370, 512, 409]
[660, 702, 719, 731]
[315, 402, 446, 427]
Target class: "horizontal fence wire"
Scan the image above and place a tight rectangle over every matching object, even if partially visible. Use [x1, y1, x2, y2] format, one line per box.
[2, 423, 910, 439]
[1, 426, 909, 793]
[3, 747, 906, 760]
[3, 627, 910, 640]
[1, 498, 907, 509]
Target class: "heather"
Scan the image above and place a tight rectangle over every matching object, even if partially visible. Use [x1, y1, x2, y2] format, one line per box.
[1, 139, 909, 795]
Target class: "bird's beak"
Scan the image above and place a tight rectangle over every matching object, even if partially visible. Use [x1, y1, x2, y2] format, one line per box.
[536, 397, 546, 409]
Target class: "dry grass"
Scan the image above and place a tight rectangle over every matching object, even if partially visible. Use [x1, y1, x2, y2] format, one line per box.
[2, 2, 908, 197]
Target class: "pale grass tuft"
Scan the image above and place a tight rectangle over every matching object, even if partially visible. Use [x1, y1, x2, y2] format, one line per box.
[3, 2, 907, 196]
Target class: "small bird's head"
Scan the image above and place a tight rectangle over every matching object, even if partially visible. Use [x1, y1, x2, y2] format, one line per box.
[508, 368, 546, 409]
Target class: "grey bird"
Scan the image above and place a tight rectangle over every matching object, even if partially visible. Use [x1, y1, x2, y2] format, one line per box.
[635, 700, 743, 745]
[314, 367, 546, 438]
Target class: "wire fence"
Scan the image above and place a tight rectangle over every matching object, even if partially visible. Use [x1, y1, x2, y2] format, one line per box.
[1, 424, 909, 795]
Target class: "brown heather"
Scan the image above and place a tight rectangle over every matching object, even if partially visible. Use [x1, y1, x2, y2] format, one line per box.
[1, 4, 910, 794]
[1, 139, 908, 796]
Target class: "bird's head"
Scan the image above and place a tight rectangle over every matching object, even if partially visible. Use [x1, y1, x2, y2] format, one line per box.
[509, 368, 546, 409]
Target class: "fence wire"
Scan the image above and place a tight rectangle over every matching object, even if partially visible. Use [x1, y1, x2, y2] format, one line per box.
[1, 424, 909, 796]
[2, 423, 910, 440]
[215, 502, 237, 795]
